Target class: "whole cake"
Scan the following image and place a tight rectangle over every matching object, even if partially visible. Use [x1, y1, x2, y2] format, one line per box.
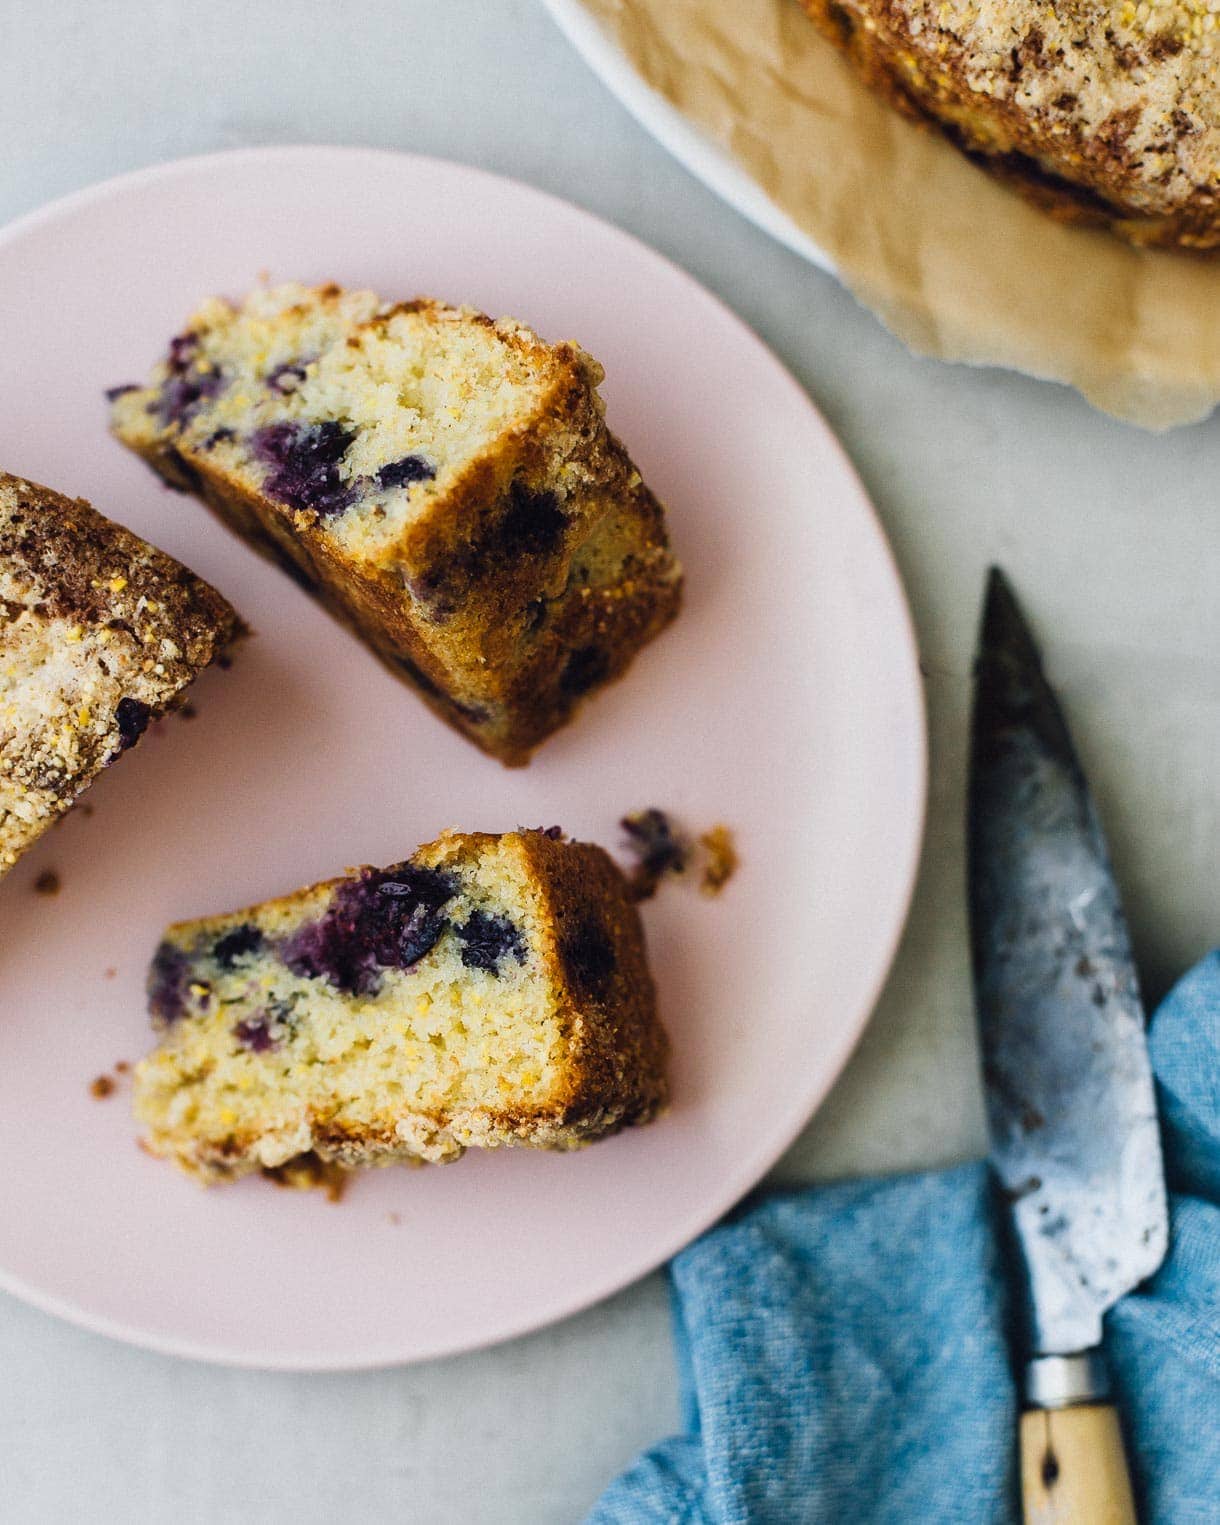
[134, 828, 668, 1183]
[801, 0, 1219, 250]
[0, 472, 241, 877]
[109, 285, 682, 764]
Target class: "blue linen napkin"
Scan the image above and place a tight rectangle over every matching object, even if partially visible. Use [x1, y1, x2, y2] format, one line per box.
[589, 952, 1220, 1525]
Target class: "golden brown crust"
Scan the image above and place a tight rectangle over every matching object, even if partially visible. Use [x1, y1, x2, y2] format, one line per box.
[0, 473, 240, 658]
[801, 0, 1220, 251]
[0, 472, 243, 872]
[517, 830, 669, 1131]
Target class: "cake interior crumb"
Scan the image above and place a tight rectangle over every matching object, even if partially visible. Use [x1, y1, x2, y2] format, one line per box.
[90, 1075, 116, 1099]
[134, 835, 582, 1179]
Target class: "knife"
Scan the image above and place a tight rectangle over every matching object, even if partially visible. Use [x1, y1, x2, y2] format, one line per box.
[967, 569, 1168, 1525]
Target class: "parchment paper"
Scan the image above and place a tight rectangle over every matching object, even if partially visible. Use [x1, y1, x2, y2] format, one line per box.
[577, 0, 1220, 430]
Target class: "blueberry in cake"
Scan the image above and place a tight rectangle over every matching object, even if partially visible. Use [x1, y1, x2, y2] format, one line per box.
[0, 472, 242, 877]
[799, 0, 1219, 250]
[109, 285, 683, 764]
[134, 829, 668, 1183]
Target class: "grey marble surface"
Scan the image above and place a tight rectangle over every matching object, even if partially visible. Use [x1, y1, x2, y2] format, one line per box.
[1, 2, 1216, 1520]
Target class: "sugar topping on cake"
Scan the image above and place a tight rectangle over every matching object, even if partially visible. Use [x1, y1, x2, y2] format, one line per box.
[0, 472, 242, 874]
[801, 0, 1219, 247]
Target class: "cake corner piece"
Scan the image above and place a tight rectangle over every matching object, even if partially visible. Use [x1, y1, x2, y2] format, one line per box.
[133, 827, 668, 1185]
[0, 470, 243, 877]
[108, 283, 682, 765]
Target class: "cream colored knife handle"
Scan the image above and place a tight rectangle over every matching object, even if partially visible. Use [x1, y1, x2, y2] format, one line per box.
[1020, 1354, 1137, 1524]
[1020, 1404, 1137, 1524]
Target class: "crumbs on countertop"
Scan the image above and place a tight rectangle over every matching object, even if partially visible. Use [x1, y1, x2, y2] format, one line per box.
[114, 1060, 130, 1074]
[699, 825, 738, 896]
[103, 966, 117, 979]
[33, 869, 60, 896]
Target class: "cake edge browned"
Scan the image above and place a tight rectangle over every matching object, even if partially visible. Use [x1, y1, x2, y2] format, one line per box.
[801, 0, 1220, 253]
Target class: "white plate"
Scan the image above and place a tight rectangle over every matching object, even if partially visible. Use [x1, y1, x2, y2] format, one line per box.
[0, 147, 923, 1369]
[543, 0, 835, 271]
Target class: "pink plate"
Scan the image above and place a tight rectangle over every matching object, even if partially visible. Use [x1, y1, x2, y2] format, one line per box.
[0, 148, 924, 1369]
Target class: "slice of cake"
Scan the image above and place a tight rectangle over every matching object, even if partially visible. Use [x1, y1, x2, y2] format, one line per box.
[134, 828, 668, 1183]
[109, 284, 682, 765]
[0, 472, 242, 877]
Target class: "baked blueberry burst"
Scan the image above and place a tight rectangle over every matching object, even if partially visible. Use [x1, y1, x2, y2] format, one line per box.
[135, 829, 668, 1184]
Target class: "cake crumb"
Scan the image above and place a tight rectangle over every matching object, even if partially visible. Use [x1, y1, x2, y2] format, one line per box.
[33, 869, 60, 896]
[90, 1075, 116, 1099]
[114, 1060, 130, 1074]
[621, 811, 738, 900]
[178, 702, 198, 721]
[621, 809, 689, 901]
[264, 1153, 348, 1202]
[103, 967, 117, 980]
[699, 825, 739, 896]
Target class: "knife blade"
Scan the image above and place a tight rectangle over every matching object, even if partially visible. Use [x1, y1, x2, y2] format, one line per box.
[967, 570, 1167, 1407]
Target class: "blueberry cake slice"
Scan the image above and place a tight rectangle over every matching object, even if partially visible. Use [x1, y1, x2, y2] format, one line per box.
[109, 285, 682, 764]
[0, 472, 241, 877]
[134, 829, 668, 1183]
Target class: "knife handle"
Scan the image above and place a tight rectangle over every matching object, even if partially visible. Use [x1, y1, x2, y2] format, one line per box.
[1020, 1404, 1137, 1524]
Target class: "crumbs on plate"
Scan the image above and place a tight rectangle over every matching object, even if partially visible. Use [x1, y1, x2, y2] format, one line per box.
[264, 1152, 349, 1203]
[621, 809, 689, 900]
[620, 809, 737, 901]
[699, 825, 738, 896]
[89, 1059, 133, 1100]
[33, 869, 60, 896]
